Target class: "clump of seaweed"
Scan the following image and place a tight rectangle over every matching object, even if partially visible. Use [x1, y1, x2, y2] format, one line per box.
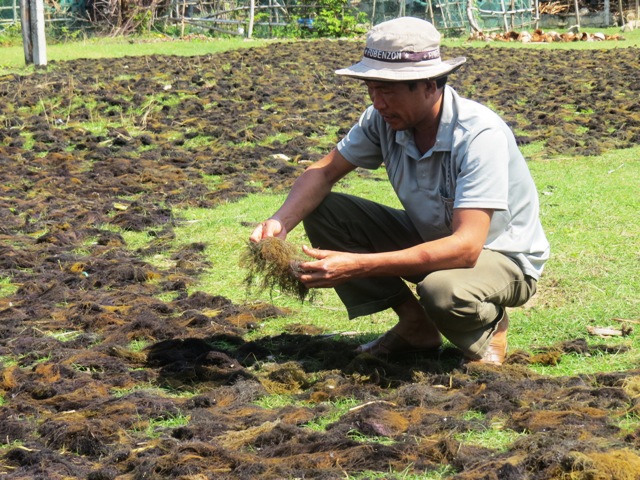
[240, 237, 309, 301]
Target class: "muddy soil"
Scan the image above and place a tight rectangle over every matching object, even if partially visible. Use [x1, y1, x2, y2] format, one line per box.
[0, 40, 639, 479]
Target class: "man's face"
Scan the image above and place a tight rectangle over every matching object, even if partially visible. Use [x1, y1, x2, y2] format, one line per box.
[364, 80, 432, 131]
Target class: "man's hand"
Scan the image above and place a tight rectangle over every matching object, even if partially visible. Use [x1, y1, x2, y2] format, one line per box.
[250, 218, 287, 243]
[296, 245, 363, 288]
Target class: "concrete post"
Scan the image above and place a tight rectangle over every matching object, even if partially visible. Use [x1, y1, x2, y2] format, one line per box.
[20, 0, 47, 66]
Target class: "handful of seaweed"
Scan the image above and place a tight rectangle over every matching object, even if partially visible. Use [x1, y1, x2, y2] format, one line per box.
[240, 237, 310, 301]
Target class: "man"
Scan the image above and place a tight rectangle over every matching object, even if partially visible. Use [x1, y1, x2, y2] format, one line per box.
[250, 17, 550, 365]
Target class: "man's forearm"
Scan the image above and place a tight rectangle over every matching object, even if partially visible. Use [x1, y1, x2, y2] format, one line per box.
[270, 148, 355, 232]
[270, 167, 335, 232]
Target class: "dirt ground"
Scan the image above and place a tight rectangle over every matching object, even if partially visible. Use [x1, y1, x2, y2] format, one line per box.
[1, 39, 639, 479]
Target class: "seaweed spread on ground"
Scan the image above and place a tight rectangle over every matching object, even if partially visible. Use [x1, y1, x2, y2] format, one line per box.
[0, 40, 639, 479]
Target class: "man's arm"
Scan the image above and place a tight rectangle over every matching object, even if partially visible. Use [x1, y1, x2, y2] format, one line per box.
[250, 148, 357, 242]
[298, 207, 493, 288]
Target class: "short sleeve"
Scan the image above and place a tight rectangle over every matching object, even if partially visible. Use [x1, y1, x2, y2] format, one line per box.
[454, 127, 509, 211]
[337, 106, 386, 170]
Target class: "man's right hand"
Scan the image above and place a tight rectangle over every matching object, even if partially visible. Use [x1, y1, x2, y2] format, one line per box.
[249, 218, 287, 243]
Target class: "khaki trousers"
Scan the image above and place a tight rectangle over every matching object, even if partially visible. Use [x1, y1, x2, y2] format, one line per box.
[303, 192, 537, 357]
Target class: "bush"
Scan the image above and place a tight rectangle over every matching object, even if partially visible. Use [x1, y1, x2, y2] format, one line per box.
[0, 22, 22, 47]
[294, 0, 368, 38]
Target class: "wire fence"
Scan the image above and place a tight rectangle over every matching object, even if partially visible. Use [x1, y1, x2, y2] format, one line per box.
[1, 0, 636, 33]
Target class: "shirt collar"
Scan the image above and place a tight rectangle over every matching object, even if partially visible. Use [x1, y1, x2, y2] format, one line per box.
[432, 85, 455, 152]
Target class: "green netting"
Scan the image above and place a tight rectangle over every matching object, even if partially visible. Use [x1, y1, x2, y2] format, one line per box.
[0, 0, 86, 22]
[356, 0, 533, 33]
[0, 0, 19, 21]
[474, 0, 533, 30]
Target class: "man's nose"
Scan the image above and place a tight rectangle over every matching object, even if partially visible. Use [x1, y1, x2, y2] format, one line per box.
[371, 93, 386, 110]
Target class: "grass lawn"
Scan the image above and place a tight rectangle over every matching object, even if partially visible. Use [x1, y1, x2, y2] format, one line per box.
[154, 144, 639, 376]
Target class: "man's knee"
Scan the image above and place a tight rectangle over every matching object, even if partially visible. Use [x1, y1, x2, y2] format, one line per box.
[417, 272, 498, 335]
[417, 273, 461, 317]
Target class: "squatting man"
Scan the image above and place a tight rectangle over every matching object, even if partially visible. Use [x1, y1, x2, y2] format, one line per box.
[250, 17, 550, 365]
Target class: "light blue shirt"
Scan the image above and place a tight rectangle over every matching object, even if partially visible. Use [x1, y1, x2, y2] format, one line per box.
[337, 85, 550, 279]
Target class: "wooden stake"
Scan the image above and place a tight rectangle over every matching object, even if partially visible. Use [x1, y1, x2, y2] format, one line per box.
[618, 0, 624, 25]
[19, 0, 32, 64]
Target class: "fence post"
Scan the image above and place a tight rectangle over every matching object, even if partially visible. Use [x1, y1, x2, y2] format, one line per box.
[248, 0, 254, 38]
[617, 0, 623, 25]
[30, 0, 47, 65]
[20, 0, 47, 66]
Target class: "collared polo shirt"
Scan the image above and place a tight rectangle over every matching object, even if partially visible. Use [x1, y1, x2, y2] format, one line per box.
[336, 85, 550, 279]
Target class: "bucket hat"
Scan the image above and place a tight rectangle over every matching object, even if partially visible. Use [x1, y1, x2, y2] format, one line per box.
[335, 17, 466, 81]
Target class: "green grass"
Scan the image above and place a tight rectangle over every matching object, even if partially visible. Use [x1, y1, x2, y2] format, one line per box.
[0, 35, 271, 74]
[135, 412, 191, 438]
[0, 276, 18, 298]
[349, 465, 456, 480]
[155, 145, 639, 374]
[304, 398, 362, 431]
[97, 138, 638, 375]
[454, 415, 525, 452]
[523, 147, 639, 374]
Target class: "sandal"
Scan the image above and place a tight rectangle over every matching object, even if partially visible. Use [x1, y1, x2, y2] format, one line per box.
[355, 330, 442, 357]
[462, 311, 509, 366]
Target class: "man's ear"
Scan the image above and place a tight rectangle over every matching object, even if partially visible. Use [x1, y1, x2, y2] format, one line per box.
[422, 79, 438, 98]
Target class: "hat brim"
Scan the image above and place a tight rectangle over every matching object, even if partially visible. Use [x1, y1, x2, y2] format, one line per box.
[335, 56, 466, 81]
